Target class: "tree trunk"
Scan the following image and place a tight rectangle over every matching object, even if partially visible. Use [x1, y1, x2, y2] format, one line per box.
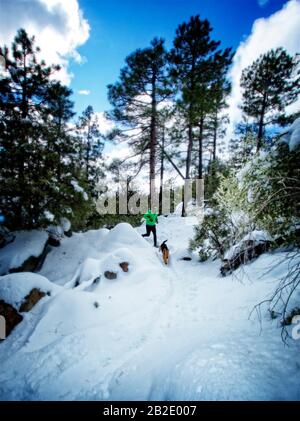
[158, 141, 184, 179]
[198, 116, 204, 180]
[57, 115, 62, 182]
[213, 113, 218, 162]
[149, 71, 157, 208]
[86, 120, 91, 179]
[182, 57, 196, 217]
[17, 49, 28, 227]
[257, 92, 267, 152]
[159, 125, 165, 215]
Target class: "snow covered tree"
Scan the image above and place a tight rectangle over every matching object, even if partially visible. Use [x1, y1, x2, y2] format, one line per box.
[192, 116, 300, 262]
[228, 121, 257, 170]
[240, 48, 300, 152]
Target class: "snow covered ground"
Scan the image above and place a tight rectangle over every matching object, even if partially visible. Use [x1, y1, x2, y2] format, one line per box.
[0, 215, 299, 400]
[0, 230, 48, 275]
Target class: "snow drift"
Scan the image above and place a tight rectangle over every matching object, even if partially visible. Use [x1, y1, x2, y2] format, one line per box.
[0, 218, 299, 400]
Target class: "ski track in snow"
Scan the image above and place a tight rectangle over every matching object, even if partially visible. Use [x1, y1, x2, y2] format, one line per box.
[0, 216, 300, 400]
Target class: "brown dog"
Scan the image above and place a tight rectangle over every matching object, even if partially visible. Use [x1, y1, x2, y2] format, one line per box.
[160, 240, 169, 265]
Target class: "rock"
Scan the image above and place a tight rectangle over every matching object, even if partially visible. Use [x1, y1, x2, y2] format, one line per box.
[19, 288, 46, 312]
[104, 271, 117, 280]
[220, 241, 271, 276]
[60, 217, 72, 236]
[9, 241, 50, 274]
[48, 237, 61, 247]
[181, 257, 192, 261]
[47, 225, 63, 247]
[119, 262, 129, 272]
[93, 276, 101, 284]
[0, 300, 23, 338]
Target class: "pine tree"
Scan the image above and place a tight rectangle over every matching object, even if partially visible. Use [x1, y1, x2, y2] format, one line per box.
[0, 29, 59, 228]
[45, 82, 76, 181]
[170, 15, 232, 215]
[240, 48, 300, 152]
[0, 29, 91, 230]
[107, 38, 172, 203]
[76, 105, 104, 194]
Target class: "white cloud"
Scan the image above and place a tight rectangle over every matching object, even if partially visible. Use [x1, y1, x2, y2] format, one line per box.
[0, 0, 90, 85]
[104, 143, 131, 164]
[227, 0, 300, 142]
[78, 89, 90, 95]
[95, 112, 115, 135]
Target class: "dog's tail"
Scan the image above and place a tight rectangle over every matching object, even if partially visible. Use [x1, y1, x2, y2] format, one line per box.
[161, 240, 168, 246]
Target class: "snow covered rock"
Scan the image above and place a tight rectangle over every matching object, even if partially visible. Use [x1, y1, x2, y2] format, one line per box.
[0, 273, 59, 337]
[60, 217, 72, 237]
[19, 288, 46, 313]
[0, 230, 49, 275]
[119, 262, 129, 272]
[103, 223, 148, 251]
[0, 272, 59, 309]
[0, 300, 23, 337]
[104, 271, 117, 280]
[39, 228, 110, 285]
[282, 117, 300, 151]
[47, 225, 64, 247]
[221, 230, 273, 276]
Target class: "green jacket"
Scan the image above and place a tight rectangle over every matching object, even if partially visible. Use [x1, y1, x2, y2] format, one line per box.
[143, 210, 158, 226]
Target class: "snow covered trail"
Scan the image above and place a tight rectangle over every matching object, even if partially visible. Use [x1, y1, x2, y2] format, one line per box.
[0, 216, 300, 400]
[112, 216, 300, 400]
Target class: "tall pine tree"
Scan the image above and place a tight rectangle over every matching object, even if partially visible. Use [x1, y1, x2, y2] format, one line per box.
[240, 48, 300, 152]
[170, 15, 232, 214]
[108, 38, 172, 204]
[0, 29, 91, 229]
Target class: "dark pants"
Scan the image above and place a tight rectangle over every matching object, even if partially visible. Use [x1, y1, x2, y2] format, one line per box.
[142, 224, 157, 246]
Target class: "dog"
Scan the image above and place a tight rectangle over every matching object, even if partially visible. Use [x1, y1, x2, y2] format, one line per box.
[160, 240, 169, 265]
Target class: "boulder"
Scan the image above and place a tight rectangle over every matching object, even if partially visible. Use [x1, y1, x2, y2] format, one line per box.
[119, 262, 129, 272]
[47, 225, 63, 247]
[64, 229, 73, 238]
[220, 240, 271, 276]
[0, 230, 49, 275]
[92, 276, 101, 285]
[0, 300, 23, 338]
[19, 288, 46, 312]
[104, 271, 117, 280]
[9, 241, 50, 274]
[48, 237, 61, 247]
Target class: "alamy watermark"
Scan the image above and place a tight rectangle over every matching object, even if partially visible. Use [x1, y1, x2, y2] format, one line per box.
[0, 55, 6, 79]
[0, 315, 6, 340]
[292, 315, 300, 340]
[95, 178, 205, 223]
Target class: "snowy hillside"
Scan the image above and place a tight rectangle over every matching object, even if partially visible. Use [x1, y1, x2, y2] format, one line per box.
[0, 216, 300, 400]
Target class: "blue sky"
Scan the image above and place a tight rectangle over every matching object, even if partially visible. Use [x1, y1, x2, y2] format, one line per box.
[1, 0, 298, 133]
[70, 0, 288, 114]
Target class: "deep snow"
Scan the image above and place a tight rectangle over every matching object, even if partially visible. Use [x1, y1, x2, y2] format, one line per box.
[0, 230, 48, 276]
[0, 215, 299, 400]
